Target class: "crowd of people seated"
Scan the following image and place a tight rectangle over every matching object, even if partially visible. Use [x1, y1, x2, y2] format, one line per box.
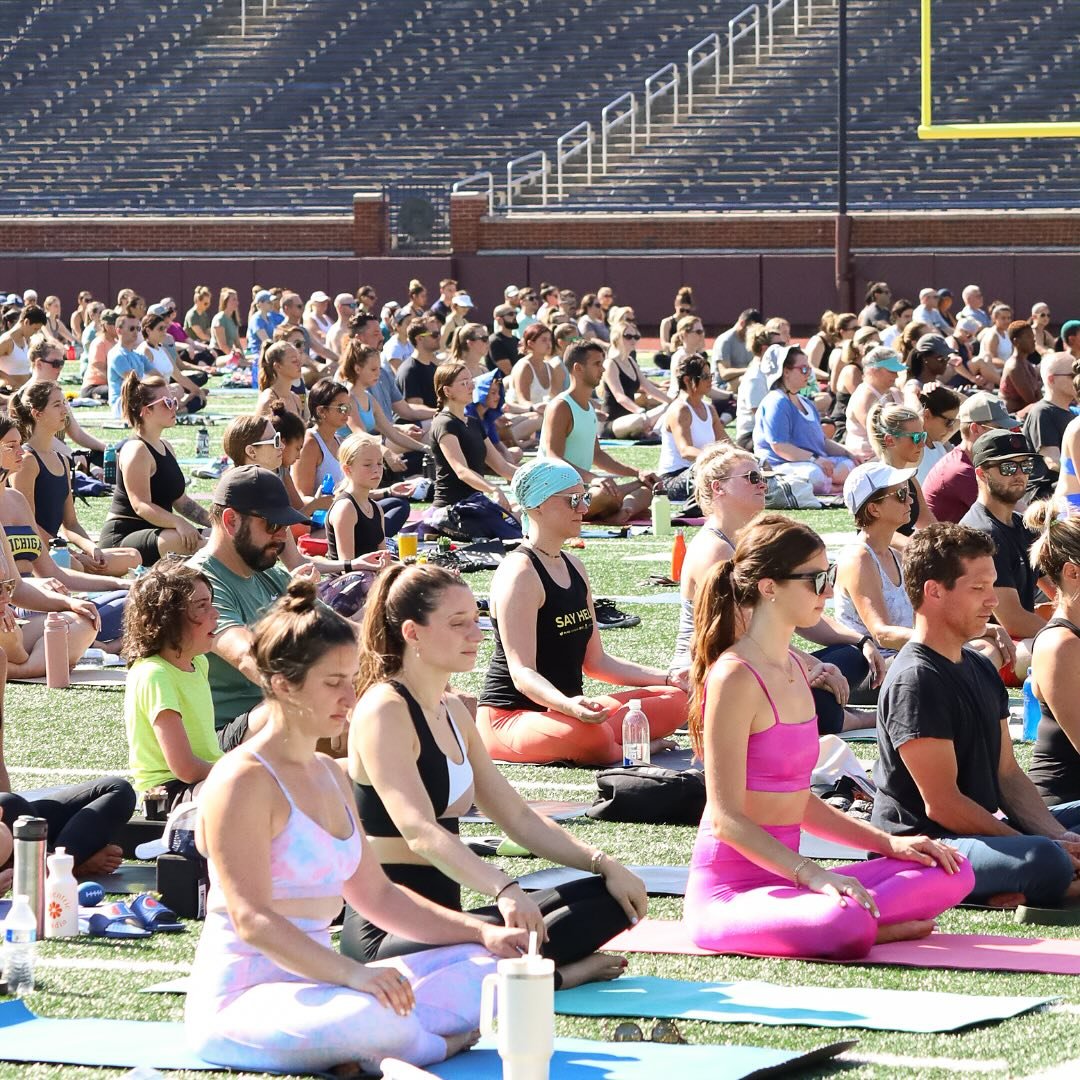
[2, 274, 1080, 1073]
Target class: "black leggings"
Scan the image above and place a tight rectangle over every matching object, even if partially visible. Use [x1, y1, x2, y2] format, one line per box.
[340, 863, 630, 988]
[0, 776, 136, 866]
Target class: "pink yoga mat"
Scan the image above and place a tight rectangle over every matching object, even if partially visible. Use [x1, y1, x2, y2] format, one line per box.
[602, 919, 1080, 974]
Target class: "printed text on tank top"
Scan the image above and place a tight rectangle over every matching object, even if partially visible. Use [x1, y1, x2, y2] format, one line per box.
[704, 653, 819, 793]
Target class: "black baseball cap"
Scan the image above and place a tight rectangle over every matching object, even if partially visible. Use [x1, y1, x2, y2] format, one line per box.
[971, 430, 1034, 470]
[212, 466, 311, 527]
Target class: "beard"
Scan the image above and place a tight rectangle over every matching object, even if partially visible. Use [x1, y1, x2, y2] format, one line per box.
[985, 474, 1024, 507]
[234, 517, 285, 572]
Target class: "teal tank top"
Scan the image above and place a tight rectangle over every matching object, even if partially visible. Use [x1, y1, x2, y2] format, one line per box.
[549, 390, 596, 472]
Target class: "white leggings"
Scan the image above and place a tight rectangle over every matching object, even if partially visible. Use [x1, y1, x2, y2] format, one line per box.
[186, 912, 495, 1073]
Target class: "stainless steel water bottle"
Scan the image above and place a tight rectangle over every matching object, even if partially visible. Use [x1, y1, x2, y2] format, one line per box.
[13, 817, 48, 938]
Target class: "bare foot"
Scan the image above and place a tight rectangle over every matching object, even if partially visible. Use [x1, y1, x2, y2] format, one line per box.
[649, 737, 678, 755]
[74, 844, 123, 878]
[443, 1029, 481, 1058]
[0, 868, 12, 895]
[842, 708, 875, 731]
[875, 918, 936, 944]
[556, 952, 628, 990]
[984, 892, 1027, 909]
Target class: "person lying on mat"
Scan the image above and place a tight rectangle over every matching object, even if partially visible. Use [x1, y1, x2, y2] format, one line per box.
[671, 444, 884, 735]
[476, 458, 687, 766]
[874, 523, 1080, 909]
[1026, 502, 1080, 808]
[0, 775, 135, 885]
[341, 561, 645, 986]
[539, 339, 656, 525]
[185, 579, 525, 1075]
[685, 513, 972, 960]
[122, 560, 222, 814]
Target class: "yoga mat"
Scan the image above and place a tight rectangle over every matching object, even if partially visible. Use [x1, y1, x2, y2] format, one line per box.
[517, 865, 689, 896]
[838, 728, 877, 743]
[553, 974, 1054, 1033]
[601, 920, 1080, 974]
[0, 1000, 214, 1070]
[11, 666, 127, 687]
[97, 861, 158, 895]
[142, 976, 192, 995]
[650, 745, 701, 771]
[427, 1035, 854, 1080]
[797, 833, 870, 861]
[461, 800, 590, 824]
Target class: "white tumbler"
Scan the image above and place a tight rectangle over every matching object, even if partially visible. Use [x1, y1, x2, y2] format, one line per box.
[479, 953, 555, 1080]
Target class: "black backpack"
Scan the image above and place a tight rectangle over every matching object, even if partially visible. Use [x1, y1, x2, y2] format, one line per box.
[587, 765, 706, 825]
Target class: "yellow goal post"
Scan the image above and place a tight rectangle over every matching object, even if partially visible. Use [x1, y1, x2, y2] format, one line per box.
[918, 0, 1080, 139]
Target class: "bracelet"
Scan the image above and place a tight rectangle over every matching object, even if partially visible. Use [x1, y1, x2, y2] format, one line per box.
[857, 634, 874, 652]
[589, 849, 606, 876]
[791, 858, 813, 886]
[495, 880, 516, 901]
[344, 560, 354, 574]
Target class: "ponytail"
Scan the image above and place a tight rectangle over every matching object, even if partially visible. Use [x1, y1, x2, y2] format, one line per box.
[687, 561, 738, 756]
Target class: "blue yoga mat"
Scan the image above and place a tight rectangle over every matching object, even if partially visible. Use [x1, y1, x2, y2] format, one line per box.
[427, 1035, 854, 1079]
[553, 975, 1054, 1034]
[0, 1001, 215, 1070]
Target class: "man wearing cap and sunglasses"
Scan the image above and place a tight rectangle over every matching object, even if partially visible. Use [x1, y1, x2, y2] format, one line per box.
[960, 430, 1048, 683]
[924, 392, 1026, 524]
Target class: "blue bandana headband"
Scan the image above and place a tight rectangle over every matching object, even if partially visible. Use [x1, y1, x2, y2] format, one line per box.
[511, 457, 583, 532]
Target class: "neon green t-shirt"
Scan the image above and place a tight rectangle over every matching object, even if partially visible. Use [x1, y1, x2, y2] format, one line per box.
[125, 654, 222, 792]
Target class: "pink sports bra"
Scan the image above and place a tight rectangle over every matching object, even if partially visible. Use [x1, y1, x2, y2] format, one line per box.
[707, 652, 819, 793]
[248, 751, 363, 900]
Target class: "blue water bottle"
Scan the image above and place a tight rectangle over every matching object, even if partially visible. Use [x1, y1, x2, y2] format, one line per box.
[1022, 674, 1041, 741]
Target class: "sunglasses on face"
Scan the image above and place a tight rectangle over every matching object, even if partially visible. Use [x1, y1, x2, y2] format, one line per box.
[246, 513, 288, 535]
[328, 403, 351, 415]
[41, 358, 64, 369]
[873, 486, 910, 505]
[149, 396, 178, 411]
[721, 469, 765, 486]
[251, 432, 283, 449]
[993, 458, 1036, 476]
[935, 414, 960, 430]
[777, 562, 837, 596]
[560, 491, 593, 511]
[467, 335, 487, 343]
[889, 429, 927, 446]
[623, 334, 641, 341]
[789, 364, 812, 375]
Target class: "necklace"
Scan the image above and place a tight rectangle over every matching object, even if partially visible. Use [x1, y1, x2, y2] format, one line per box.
[743, 632, 795, 683]
[530, 542, 563, 560]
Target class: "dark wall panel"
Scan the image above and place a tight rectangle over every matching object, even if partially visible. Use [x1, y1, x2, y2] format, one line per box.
[852, 254, 936, 314]
[600, 258, 684, 327]
[680, 256, 761, 330]
[252, 258, 330, 299]
[931, 254, 1015, 313]
[762, 255, 836, 324]
[452, 254, 530, 318]
[179, 259, 255, 308]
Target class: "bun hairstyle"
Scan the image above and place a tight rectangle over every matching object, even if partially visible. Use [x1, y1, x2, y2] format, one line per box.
[251, 577, 356, 693]
[9, 381, 59, 439]
[356, 563, 464, 696]
[121, 372, 169, 429]
[269, 400, 306, 444]
[408, 279, 425, 299]
[688, 513, 824, 755]
[1025, 498, 1080, 586]
[673, 350, 708, 393]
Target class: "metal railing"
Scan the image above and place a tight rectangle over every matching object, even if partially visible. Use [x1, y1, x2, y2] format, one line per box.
[240, 0, 271, 37]
[555, 122, 593, 200]
[451, 171, 494, 214]
[506, 150, 549, 211]
[644, 63, 679, 142]
[492, 0, 835, 209]
[686, 34, 722, 116]
[728, 5, 762, 85]
[601, 92, 636, 172]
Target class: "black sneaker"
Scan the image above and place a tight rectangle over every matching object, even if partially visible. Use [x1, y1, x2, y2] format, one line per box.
[594, 598, 641, 629]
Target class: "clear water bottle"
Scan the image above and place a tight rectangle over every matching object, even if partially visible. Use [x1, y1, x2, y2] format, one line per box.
[195, 427, 210, 457]
[103, 443, 117, 486]
[622, 699, 650, 767]
[3, 894, 37, 997]
[1022, 674, 1041, 741]
[48, 538, 70, 569]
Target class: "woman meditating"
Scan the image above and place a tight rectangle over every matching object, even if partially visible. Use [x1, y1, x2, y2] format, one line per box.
[600, 323, 669, 439]
[866, 401, 935, 539]
[185, 580, 525, 1074]
[122, 560, 222, 811]
[843, 347, 904, 462]
[342, 562, 645, 987]
[255, 340, 307, 422]
[506, 323, 555, 409]
[291, 378, 352, 501]
[684, 513, 973, 959]
[326, 433, 404, 569]
[8, 383, 140, 578]
[99, 373, 210, 565]
[477, 458, 687, 766]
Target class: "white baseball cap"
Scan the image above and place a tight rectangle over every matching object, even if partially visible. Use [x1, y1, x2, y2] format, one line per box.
[451, 292, 474, 309]
[134, 801, 199, 860]
[843, 461, 917, 516]
[310, 290, 330, 303]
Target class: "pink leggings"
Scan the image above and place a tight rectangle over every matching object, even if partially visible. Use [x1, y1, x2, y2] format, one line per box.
[476, 686, 687, 766]
[684, 823, 974, 961]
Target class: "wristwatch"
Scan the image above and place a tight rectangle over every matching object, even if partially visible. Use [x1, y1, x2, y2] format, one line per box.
[857, 634, 875, 651]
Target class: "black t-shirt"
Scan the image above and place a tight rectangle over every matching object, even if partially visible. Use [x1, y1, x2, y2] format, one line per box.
[430, 409, 488, 507]
[487, 331, 518, 372]
[395, 356, 437, 409]
[872, 642, 1008, 837]
[1029, 618, 1080, 806]
[959, 501, 1039, 612]
[1023, 401, 1071, 498]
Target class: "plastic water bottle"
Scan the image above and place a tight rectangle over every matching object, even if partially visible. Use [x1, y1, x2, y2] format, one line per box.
[651, 494, 671, 537]
[103, 443, 117, 485]
[48, 538, 70, 569]
[3, 894, 38, 997]
[622, 700, 650, 767]
[44, 847, 78, 939]
[195, 427, 210, 457]
[1022, 674, 1041, 741]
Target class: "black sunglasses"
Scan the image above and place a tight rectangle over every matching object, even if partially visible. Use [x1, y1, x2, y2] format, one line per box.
[776, 563, 837, 595]
[993, 458, 1036, 476]
[720, 468, 765, 486]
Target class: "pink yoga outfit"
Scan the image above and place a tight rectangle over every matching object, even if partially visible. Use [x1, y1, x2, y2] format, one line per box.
[684, 655, 974, 960]
[185, 752, 497, 1073]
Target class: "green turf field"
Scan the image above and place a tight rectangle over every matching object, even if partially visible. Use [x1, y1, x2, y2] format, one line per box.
[5, 388, 1069, 1079]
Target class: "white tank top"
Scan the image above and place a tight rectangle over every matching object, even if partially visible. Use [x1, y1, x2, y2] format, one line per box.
[507, 358, 551, 406]
[835, 541, 913, 658]
[993, 330, 1014, 362]
[659, 399, 715, 474]
[142, 343, 173, 380]
[1, 336, 29, 377]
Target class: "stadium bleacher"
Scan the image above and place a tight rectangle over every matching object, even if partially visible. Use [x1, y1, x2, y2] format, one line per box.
[0, 0, 1076, 215]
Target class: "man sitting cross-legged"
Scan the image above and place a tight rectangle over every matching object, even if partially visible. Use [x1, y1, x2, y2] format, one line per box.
[539, 340, 655, 524]
[873, 522, 1080, 908]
